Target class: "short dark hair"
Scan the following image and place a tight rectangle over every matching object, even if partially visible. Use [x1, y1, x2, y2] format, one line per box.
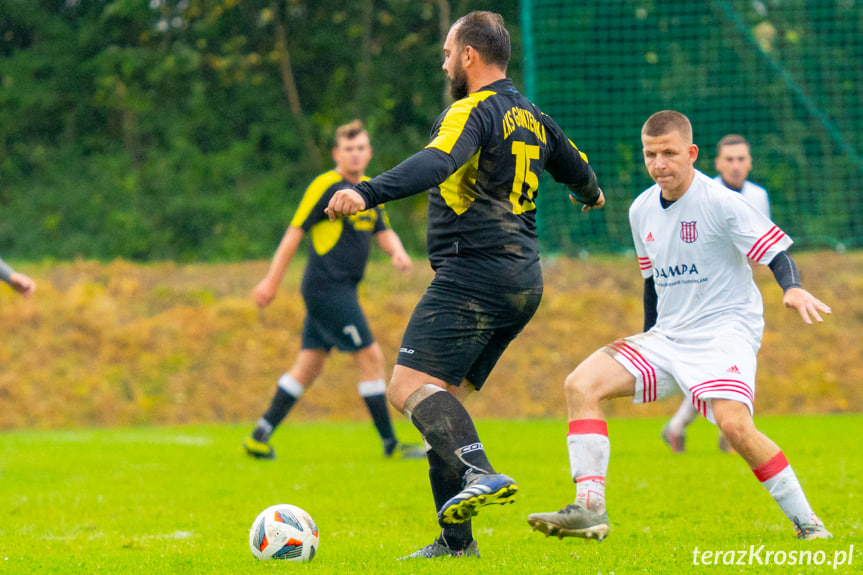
[334, 119, 367, 146]
[453, 11, 510, 71]
[716, 134, 750, 155]
[642, 110, 692, 142]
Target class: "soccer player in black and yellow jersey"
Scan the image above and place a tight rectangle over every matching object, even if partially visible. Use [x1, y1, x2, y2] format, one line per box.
[327, 11, 605, 559]
[243, 120, 424, 462]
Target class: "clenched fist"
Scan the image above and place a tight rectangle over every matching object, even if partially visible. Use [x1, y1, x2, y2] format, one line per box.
[325, 189, 367, 221]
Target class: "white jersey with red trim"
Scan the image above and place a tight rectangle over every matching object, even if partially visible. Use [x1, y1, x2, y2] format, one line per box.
[630, 169, 792, 345]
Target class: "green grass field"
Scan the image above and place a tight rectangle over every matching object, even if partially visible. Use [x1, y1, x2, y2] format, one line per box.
[1, 416, 859, 574]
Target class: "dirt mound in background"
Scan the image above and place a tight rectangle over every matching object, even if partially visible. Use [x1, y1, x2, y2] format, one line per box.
[1, 252, 858, 429]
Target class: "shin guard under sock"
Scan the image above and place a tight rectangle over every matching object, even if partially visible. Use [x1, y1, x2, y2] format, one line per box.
[407, 386, 494, 477]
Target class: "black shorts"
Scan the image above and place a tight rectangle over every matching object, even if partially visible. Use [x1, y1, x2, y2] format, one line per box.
[396, 277, 542, 389]
[301, 286, 374, 352]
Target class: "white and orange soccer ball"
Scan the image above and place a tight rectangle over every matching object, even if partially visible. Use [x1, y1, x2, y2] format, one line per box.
[248, 504, 319, 562]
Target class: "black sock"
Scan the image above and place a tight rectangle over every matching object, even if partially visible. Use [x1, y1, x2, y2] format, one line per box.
[253, 387, 297, 442]
[409, 390, 494, 477]
[428, 448, 473, 549]
[362, 393, 397, 452]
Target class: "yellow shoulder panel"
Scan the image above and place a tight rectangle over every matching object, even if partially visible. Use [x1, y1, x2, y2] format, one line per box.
[425, 90, 496, 155]
[290, 170, 343, 228]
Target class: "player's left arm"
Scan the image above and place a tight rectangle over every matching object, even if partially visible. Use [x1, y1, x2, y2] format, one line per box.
[372, 206, 411, 271]
[767, 251, 831, 324]
[726, 194, 831, 324]
[375, 229, 412, 272]
[542, 114, 603, 212]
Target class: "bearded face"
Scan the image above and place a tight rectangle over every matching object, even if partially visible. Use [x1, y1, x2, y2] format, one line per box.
[447, 52, 469, 101]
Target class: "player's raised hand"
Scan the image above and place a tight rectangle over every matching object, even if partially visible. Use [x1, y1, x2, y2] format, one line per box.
[325, 189, 366, 221]
[782, 286, 832, 324]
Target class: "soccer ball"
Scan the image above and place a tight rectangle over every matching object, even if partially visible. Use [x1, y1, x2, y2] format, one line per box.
[248, 504, 319, 562]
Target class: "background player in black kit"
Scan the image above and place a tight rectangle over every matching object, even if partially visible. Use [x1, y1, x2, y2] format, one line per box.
[327, 12, 605, 559]
[243, 120, 423, 462]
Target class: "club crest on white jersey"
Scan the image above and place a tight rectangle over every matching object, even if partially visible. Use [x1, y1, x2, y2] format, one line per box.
[680, 221, 697, 243]
[628, 170, 793, 344]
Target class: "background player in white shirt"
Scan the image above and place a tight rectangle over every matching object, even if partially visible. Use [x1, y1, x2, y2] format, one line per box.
[662, 133, 772, 452]
[715, 134, 771, 217]
[528, 110, 832, 542]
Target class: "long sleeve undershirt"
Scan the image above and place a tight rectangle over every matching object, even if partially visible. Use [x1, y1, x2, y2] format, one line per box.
[354, 148, 456, 209]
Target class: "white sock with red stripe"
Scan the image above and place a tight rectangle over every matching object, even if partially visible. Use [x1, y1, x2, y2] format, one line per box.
[754, 451, 822, 527]
[567, 419, 610, 514]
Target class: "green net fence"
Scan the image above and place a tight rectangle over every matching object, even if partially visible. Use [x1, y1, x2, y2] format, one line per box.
[522, 0, 863, 256]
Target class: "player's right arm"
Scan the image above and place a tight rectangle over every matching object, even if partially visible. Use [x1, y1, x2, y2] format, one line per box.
[629, 198, 655, 330]
[328, 101, 485, 220]
[253, 226, 304, 308]
[326, 149, 456, 221]
[265, 173, 338, 301]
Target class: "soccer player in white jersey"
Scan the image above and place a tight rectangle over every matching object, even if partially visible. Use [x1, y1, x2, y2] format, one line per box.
[662, 133, 772, 453]
[527, 110, 833, 541]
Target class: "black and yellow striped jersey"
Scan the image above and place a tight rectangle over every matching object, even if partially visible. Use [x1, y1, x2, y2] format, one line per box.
[291, 170, 390, 287]
[353, 78, 598, 291]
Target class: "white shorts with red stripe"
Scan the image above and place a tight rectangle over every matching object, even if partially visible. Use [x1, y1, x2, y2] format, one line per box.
[603, 329, 757, 424]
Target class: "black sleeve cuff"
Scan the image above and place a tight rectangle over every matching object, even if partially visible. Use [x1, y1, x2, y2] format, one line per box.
[767, 251, 802, 292]
[567, 170, 600, 206]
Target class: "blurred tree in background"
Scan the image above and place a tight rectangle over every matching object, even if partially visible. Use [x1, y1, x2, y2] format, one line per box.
[8, 1, 858, 262]
[0, 0, 521, 261]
